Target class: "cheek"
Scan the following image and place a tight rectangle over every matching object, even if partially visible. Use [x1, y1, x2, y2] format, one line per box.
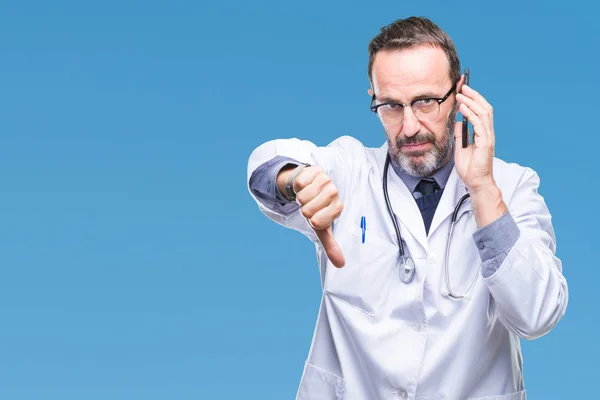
[422, 116, 448, 142]
[385, 127, 402, 144]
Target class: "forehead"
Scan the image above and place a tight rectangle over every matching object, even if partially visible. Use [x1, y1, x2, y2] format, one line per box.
[371, 45, 451, 98]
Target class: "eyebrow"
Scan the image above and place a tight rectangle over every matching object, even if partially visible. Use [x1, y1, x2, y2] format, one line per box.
[375, 90, 444, 104]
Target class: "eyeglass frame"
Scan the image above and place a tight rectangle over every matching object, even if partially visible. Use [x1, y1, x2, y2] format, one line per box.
[369, 81, 458, 125]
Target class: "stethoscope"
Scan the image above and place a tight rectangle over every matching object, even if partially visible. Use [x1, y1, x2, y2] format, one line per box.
[382, 153, 478, 299]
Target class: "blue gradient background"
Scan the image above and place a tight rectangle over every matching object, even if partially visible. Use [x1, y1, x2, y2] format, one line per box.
[0, 1, 597, 399]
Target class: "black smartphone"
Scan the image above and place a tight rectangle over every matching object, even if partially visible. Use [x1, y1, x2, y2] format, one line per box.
[461, 68, 470, 148]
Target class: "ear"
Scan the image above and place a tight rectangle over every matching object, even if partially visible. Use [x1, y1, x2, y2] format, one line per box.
[456, 74, 466, 94]
[368, 88, 374, 96]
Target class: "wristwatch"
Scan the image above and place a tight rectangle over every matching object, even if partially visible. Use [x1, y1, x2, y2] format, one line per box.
[283, 163, 310, 202]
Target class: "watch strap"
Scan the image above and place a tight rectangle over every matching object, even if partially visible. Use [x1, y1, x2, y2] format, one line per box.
[284, 163, 310, 201]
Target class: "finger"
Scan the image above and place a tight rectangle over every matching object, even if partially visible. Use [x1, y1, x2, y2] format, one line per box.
[308, 199, 344, 230]
[461, 85, 491, 109]
[300, 183, 339, 219]
[296, 172, 333, 206]
[458, 103, 490, 148]
[458, 87, 495, 139]
[315, 226, 346, 268]
[293, 166, 319, 193]
[456, 93, 487, 118]
[456, 93, 494, 138]
[461, 85, 494, 124]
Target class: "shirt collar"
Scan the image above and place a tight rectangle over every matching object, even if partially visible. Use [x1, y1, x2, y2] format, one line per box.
[390, 144, 455, 193]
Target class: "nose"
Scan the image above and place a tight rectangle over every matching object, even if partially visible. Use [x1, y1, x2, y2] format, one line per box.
[401, 106, 421, 137]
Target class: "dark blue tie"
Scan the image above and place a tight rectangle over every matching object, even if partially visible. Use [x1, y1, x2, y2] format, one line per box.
[415, 178, 440, 197]
[414, 178, 442, 235]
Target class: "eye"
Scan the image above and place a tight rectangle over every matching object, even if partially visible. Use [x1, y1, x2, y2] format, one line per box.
[415, 98, 435, 106]
[382, 103, 402, 110]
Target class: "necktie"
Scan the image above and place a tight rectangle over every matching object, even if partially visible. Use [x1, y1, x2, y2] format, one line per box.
[414, 178, 440, 197]
[414, 178, 442, 235]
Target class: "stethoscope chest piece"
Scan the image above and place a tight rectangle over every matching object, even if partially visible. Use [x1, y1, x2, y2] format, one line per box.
[399, 257, 415, 283]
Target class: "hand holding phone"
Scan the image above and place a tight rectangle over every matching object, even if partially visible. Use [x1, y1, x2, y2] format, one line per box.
[461, 68, 470, 148]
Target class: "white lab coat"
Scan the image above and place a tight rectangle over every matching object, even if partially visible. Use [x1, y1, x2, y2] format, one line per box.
[247, 136, 568, 400]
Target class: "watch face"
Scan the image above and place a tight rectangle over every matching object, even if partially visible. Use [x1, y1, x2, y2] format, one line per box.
[284, 185, 296, 201]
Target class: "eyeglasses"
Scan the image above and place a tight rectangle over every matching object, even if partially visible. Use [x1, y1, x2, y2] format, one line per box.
[370, 82, 457, 126]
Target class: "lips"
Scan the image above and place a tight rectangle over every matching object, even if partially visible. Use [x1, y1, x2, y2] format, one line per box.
[401, 142, 431, 151]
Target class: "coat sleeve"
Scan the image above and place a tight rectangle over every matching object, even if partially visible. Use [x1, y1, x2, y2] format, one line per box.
[483, 167, 568, 340]
[246, 136, 362, 244]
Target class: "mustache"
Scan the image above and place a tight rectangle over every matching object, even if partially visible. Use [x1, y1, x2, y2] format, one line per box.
[396, 131, 436, 146]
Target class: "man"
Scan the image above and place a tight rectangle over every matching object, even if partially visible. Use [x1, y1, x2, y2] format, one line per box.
[247, 17, 567, 400]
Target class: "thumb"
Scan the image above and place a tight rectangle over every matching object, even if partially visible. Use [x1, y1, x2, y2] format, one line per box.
[315, 226, 346, 268]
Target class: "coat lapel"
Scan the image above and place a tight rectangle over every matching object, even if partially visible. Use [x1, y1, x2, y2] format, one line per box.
[429, 167, 472, 238]
[376, 145, 428, 251]
[375, 143, 472, 248]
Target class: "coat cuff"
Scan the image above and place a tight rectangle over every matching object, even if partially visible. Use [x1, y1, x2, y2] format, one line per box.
[472, 211, 520, 278]
[248, 155, 301, 215]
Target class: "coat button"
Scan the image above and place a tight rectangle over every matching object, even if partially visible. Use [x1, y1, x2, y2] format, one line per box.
[478, 241, 485, 250]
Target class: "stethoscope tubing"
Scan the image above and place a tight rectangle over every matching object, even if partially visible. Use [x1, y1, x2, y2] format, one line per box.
[383, 153, 407, 259]
[383, 153, 475, 297]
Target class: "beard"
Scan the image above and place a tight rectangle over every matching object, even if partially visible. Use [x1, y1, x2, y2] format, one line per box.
[387, 106, 457, 178]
